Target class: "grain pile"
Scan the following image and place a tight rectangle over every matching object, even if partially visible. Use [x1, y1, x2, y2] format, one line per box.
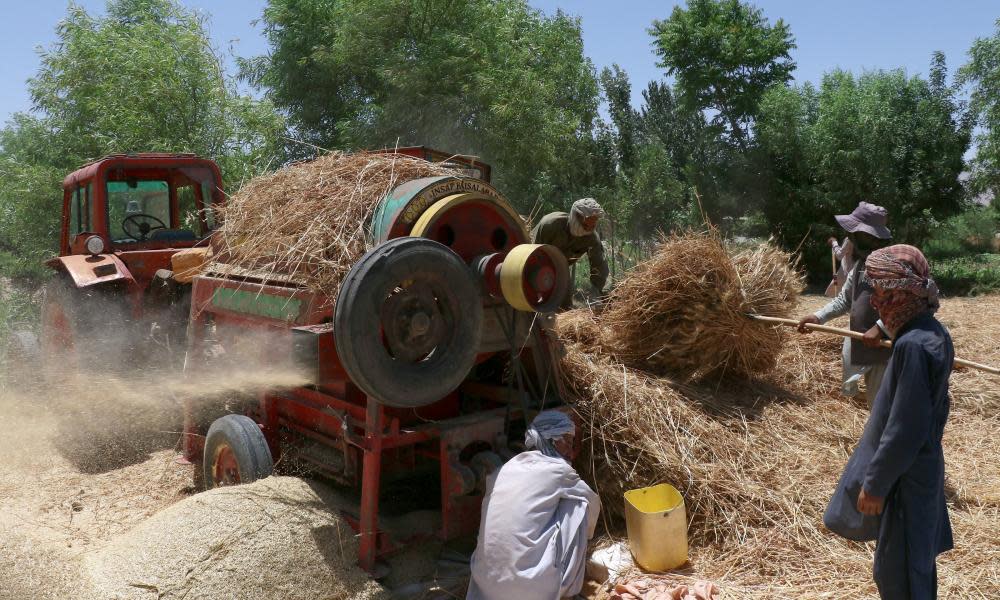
[210, 152, 456, 298]
[558, 288, 1000, 596]
[85, 476, 388, 600]
[599, 232, 803, 380]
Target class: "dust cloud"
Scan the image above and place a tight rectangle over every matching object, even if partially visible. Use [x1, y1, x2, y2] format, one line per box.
[0, 322, 312, 474]
[0, 326, 314, 599]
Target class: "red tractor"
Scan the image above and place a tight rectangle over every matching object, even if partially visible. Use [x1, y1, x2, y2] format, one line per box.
[37, 152, 223, 371]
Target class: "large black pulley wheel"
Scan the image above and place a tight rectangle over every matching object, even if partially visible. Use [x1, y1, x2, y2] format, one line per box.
[335, 237, 484, 408]
[203, 414, 274, 490]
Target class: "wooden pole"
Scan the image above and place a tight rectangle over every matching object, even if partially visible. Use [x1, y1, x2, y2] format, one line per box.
[750, 314, 1000, 376]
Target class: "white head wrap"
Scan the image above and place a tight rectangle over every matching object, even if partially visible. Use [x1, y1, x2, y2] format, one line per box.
[524, 410, 576, 459]
[569, 198, 604, 237]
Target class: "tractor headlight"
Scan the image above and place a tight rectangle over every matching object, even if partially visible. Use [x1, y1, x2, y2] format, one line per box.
[85, 235, 105, 256]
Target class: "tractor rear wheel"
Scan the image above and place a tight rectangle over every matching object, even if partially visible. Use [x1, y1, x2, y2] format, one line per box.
[334, 237, 483, 408]
[203, 414, 274, 489]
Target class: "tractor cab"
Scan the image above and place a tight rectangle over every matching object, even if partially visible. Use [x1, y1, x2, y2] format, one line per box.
[60, 153, 223, 260]
[41, 154, 225, 371]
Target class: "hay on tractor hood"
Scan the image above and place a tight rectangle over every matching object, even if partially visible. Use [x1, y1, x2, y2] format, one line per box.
[209, 152, 457, 298]
[599, 231, 803, 381]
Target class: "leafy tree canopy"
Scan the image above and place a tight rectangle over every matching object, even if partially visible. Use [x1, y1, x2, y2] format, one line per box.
[650, 0, 795, 149]
[959, 18, 1000, 204]
[755, 55, 972, 277]
[243, 0, 601, 208]
[28, 0, 284, 178]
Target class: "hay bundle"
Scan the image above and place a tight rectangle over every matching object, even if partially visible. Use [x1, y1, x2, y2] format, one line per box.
[558, 328, 845, 539]
[599, 232, 803, 380]
[210, 152, 456, 297]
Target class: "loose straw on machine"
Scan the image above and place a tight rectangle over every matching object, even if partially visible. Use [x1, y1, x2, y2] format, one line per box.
[750, 315, 1000, 376]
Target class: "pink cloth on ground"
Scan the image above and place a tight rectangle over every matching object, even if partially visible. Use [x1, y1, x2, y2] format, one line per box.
[612, 578, 720, 600]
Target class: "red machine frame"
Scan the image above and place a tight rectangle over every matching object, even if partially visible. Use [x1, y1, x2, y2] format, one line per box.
[181, 275, 562, 572]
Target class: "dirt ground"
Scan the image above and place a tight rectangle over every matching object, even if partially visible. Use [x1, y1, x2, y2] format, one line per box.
[1, 294, 997, 599]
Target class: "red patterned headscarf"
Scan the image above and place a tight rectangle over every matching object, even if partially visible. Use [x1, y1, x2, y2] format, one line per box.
[864, 245, 939, 335]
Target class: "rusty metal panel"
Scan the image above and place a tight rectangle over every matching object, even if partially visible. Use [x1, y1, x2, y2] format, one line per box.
[47, 254, 136, 289]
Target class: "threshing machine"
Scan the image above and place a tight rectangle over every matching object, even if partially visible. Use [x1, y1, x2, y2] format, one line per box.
[171, 149, 573, 572]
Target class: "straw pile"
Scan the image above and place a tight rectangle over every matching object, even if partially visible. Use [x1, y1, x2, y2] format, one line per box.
[210, 152, 456, 298]
[599, 232, 803, 380]
[557, 286, 1000, 595]
[84, 476, 388, 600]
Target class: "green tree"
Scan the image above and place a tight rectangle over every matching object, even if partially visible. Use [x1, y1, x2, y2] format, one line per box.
[28, 0, 285, 180]
[617, 142, 689, 238]
[753, 81, 819, 246]
[650, 0, 795, 149]
[637, 80, 741, 225]
[755, 57, 972, 279]
[243, 0, 601, 209]
[0, 0, 285, 279]
[959, 19, 1000, 203]
[599, 65, 640, 172]
[588, 72, 712, 245]
[640, 81, 701, 179]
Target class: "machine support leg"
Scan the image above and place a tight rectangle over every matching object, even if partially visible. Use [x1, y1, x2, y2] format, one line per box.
[260, 392, 280, 463]
[180, 312, 207, 463]
[359, 398, 383, 573]
[181, 399, 197, 463]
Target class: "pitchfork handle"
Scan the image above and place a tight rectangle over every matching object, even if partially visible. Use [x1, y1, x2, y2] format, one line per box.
[749, 314, 1000, 376]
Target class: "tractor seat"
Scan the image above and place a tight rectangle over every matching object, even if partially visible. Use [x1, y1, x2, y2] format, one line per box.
[148, 229, 198, 242]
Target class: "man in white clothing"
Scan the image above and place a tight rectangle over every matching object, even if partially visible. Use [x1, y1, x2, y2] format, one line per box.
[468, 411, 601, 600]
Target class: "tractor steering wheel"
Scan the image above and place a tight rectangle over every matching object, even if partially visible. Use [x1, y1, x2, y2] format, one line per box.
[121, 213, 168, 241]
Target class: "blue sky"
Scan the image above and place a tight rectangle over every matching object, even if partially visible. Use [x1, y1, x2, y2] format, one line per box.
[2, 0, 999, 123]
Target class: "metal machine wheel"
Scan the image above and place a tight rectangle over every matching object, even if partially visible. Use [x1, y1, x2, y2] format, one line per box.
[334, 237, 483, 407]
[409, 192, 529, 257]
[203, 414, 274, 489]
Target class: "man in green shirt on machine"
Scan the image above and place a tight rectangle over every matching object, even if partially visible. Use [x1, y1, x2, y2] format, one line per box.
[531, 198, 610, 311]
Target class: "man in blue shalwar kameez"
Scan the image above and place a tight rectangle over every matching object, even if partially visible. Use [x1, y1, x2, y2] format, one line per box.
[824, 244, 953, 600]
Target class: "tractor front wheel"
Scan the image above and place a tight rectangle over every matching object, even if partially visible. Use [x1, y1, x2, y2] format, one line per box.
[203, 414, 274, 490]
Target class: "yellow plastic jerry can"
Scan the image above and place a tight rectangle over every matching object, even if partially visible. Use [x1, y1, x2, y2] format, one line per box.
[623, 483, 688, 571]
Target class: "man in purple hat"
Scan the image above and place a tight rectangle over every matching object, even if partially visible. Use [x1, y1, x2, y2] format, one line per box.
[797, 201, 893, 403]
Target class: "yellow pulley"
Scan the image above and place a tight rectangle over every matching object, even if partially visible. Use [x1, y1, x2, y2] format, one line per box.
[499, 244, 569, 313]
